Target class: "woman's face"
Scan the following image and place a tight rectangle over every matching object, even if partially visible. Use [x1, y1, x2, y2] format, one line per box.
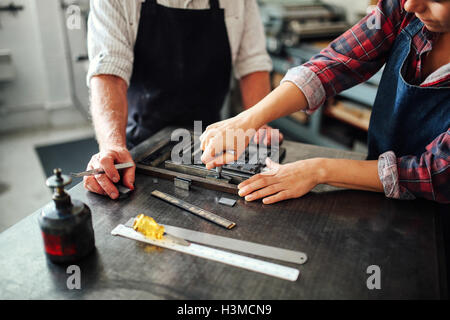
[404, 0, 450, 32]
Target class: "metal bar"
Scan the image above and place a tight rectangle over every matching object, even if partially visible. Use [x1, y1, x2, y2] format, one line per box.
[151, 190, 236, 229]
[165, 161, 248, 184]
[136, 164, 239, 194]
[124, 218, 307, 265]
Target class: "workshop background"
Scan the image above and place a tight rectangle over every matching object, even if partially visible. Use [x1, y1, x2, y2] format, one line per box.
[0, 0, 378, 232]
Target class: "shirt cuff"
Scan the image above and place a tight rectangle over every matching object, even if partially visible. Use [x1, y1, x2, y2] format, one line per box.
[280, 66, 326, 114]
[233, 54, 273, 80]
[378, 151, 416, 200]
[86, 54, 133, 88]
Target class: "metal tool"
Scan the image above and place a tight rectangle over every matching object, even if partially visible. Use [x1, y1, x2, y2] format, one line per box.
[125, 218, 307, 264]
[151, 190, 236, 229]
[70, 162, 134, 178]
[174, 177, 192, 190]
[162, 233, 190, 247]
[39, 168, 95, 263]
[215, 166, 222, 178]
[111, 223, 299, 281]
[218, 197, 237, 207]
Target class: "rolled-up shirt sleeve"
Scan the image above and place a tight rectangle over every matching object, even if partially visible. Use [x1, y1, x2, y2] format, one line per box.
[233, 0, 272, 79]
[87, 0, 136, 87]
[281, 0, 404, 112]
[378, 129, 450, 203]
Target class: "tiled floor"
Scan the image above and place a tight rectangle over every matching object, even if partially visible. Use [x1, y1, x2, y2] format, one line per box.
[0, 124, 94, 232]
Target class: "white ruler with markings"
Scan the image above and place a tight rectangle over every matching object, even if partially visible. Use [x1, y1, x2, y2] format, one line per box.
[111, 224, 299, 282]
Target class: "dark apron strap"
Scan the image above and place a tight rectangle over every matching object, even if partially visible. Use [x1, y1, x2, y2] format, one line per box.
[147, 0, 220, 10]
[210, 0, 220, 10]
[126, 0, 232, 148]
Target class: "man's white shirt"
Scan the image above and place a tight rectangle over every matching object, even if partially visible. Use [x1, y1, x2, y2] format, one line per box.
[87, 0, 272, 87]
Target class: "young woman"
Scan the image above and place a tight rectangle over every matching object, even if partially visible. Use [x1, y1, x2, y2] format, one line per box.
[200, 0, 450, 204]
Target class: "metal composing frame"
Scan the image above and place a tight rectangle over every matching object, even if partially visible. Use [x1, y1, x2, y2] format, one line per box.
[131, 127, 286, 195]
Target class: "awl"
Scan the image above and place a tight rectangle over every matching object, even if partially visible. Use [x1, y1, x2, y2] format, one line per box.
[70, 162, 134, 177]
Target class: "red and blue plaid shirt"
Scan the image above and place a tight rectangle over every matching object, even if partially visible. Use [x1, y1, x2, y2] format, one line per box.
[281, 0, 450, 203]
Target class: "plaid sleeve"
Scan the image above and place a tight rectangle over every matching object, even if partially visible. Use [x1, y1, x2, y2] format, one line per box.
[295, 0, 405, 110]
[378, 130, 450, 203]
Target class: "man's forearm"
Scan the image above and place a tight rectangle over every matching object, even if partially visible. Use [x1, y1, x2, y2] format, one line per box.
[239, 71, 271, 109]
[90, 75, 128, 150]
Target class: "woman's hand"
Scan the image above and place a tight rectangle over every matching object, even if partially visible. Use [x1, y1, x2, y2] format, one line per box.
[200, 111, 260, 169]
[200, 114, 284, 170]
[253, 124, 284, 145]
[238, 158, 325, 204]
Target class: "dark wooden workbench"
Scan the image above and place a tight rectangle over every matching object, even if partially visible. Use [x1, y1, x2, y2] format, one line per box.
[0, 138, 447, 299]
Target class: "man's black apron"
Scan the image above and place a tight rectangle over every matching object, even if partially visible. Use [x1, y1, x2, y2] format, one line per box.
[126, 0, 232, 148]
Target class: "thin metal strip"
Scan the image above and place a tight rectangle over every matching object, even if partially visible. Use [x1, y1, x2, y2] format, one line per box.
[136, 165, 239, 194]
[124, 218, 307, 265]
[111, 224, 299, 282]
[151, 190, 236, 229]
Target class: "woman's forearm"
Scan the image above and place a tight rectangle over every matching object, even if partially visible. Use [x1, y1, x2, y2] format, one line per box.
[90, 75, 129, 151]
[317, 158, 384, 193]
[240, 81, 309, 129]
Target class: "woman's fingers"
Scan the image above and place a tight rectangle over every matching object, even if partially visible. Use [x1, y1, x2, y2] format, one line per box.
[262, 190, 292, 205]
[243, 183, 284, 202]
[205, 151, 237, 170]
[252, 126, 284, 146]
[238, 175, 275, 197]
[261, 158, 280, 175]
[254, 127, 266, 144]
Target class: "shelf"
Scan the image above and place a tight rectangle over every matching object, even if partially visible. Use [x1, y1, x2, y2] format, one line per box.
[324, 100, 371, 131]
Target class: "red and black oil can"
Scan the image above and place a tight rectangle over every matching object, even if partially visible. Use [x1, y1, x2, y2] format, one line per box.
[39, 168, 95, 264]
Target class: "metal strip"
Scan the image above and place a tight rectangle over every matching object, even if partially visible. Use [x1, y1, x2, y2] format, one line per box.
[124, 218, 307, 265]
[151, 190, 236, 229]
[112, 224, 299, 281]
[136, 164, 239, 194]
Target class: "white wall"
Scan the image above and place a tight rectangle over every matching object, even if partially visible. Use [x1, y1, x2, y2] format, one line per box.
[260, 0, 371, 23]
[322, 0, 370, 23]
[0, 0, 87, 132]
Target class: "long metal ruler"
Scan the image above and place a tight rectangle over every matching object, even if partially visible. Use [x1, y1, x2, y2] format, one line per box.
[151, 190, 236, 229]
[124, 218, 307, 265]
[111, 224, 299, 281]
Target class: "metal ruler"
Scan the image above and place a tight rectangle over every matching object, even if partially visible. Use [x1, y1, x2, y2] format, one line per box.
[111, 224, 299, 282]
[124, 218, 307, 265]
[151, 190, 236, 229]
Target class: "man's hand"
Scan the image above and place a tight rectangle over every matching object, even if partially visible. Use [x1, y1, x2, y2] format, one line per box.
[83, 147, 135, 199]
